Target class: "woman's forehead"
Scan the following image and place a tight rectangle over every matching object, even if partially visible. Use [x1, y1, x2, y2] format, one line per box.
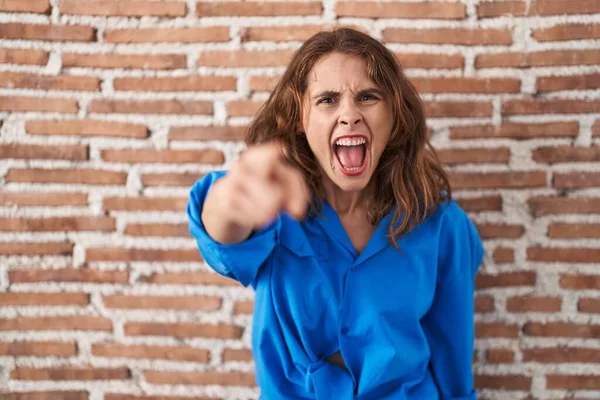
[306, 53, 378, 93]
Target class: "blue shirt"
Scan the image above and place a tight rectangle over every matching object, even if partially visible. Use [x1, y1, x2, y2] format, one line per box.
[188, 171, 484, 400]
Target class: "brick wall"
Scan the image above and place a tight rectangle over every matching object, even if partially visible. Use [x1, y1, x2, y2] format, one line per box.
[0, 0, 598, 399]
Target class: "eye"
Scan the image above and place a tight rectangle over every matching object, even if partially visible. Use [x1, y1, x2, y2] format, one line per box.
[317, 97, 335, 105]
[359, 93, 379, 101]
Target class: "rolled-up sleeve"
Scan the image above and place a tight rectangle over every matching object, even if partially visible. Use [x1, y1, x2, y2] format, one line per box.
[422, 202, 484, 400]
[187, 171, 279, 288]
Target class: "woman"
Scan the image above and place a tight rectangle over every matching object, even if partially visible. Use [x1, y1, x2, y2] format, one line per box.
[188, 28, 484, 400]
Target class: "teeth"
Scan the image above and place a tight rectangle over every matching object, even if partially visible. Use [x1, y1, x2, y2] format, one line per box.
[335, 137, 366, 146]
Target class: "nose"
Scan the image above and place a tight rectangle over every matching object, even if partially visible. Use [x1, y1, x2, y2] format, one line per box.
[338, 102, 362, 126]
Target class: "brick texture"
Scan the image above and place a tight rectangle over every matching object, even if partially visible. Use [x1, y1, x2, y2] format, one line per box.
[0, 1, 598, 398]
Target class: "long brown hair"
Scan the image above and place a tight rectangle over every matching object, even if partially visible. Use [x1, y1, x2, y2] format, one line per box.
[246, 28, 451, 248]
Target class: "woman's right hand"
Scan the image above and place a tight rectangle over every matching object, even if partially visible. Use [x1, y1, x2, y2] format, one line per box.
[201, 142, 310, 244]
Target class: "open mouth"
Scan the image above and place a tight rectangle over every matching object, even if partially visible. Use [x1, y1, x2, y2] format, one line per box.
[333, 136, 369, 176]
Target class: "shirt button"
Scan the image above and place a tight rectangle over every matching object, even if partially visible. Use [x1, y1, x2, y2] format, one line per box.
[341, 327, 349, 335]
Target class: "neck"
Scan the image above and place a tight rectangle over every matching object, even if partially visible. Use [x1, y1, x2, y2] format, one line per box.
[321, 178, 372, 216]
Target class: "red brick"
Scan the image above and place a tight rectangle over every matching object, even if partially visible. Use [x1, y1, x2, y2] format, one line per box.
[144, 370, 255, 386]
[533, 23, 600, 42]
[89, 99, 212, 115]
[528, 246, 600, 263]
[234, 300, 254, 315]
[593, 120, 600, 137]
[579, 298, 600, 313]
[114, 76, 236, 92]
[0, 216, 114, 232]
[250, 76, 280, 92]
[553, 172, 600, 189]
[138, 271, 237, 286]
[105, 396, 212, 400]
[493, 247, 514, 263]
[63, 53, 186, 70]
[61, 0, 186, 17]
[524, 322, 600, 338]
[0, 292, 89, 306]
[0, 71, 99, 91]
[0, 391, 87, 400]
[476, 323, 520, 338]
[0, 143, 88, 161]
[395, 53, 464, 69]
[486, 349, 514, 363]
[0, 192, 88, 207]
[523, 347, 600, 363]
[102, 149, 224, 165]
[0, 48, 49, 65]
[476, 272, 536, 289]
[529, 196, 600, 216]
[475, 375, 531, 390]
[6, 168, 127, 185]
[546, 374, 600, 390]
[9, 268, 128, 284]
[384, 28, 511, 45]
[141, 172, 205, 187]
[0, 316, 112, 331]
[222, 348, 253, 362]
[0, 242, 73, 256]
[0, 96, 77, 113]
[506, 295, 561, 312]
[476, 223, 524, 239]
[337, 1, 465, 19]
[478, 0, 600, 18]
[26, 119, 148, 138]
[0, 23, 95, 42]
[92, 343, 210, 363]
[548, 223, 600, 238]
[476, 50, 600, 68]
[0, 341, 77, 357]
[103, 196, 188, 211]
[105, 26, 229, 43]
[537, 73, 600, 92]
[412, 77, 520, 94]
[450, 171, 546, 190]
[227, 100, 263, 117]
[170, 125, 247, 141]
[560, 274, 600, 290]
[0, 0, 50, 13]
[87, 248, 202, 263]
[455, 196, 502, 212]
[425, 101, 493, 118]
[197, 1, 321, 16]
[12, 366, 130, 381]
[477, 1, 526, 18]
[503, 99, 599, 115]
[475, 295, 495, 313]
[103, 295, 221, 311]
[449, 122, 578, 140]
[126, 223, 188, 237]
[438, 148, 509, 165]
[125, 322, 243, 339]
[242, 25, 323, 42]
[198, 50, 294, 67]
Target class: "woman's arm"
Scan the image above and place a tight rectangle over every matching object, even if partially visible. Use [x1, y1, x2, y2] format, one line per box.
[422, 202, 484, 400]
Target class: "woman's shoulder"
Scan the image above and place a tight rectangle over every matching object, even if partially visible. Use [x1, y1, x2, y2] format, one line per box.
[426, 197, 470, 228]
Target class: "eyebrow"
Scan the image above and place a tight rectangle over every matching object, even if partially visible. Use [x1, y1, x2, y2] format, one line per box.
[311, 87, 385, 100]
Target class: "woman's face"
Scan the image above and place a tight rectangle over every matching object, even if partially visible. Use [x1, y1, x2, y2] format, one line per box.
[300, 52, 394, 194]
